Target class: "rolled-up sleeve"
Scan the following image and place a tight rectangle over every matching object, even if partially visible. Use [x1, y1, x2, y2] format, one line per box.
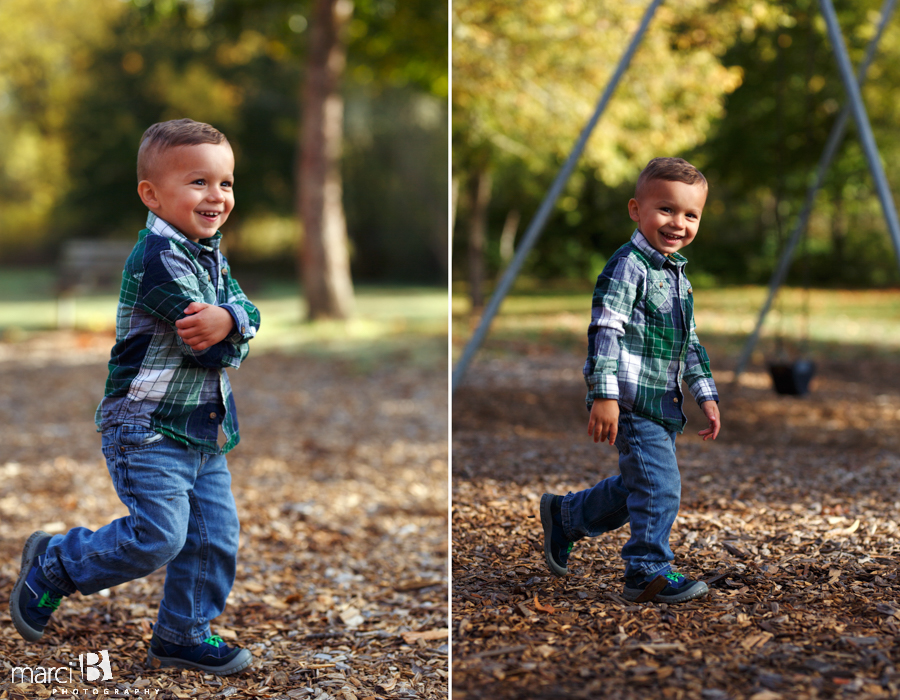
[683, 323, 718, 405]
[583, 260, 639, 406]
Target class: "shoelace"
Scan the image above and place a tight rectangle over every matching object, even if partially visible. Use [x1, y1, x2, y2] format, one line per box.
[204, 635, 225, 648]
[663, 571, 685, 585]
[38, 591, 63, 611]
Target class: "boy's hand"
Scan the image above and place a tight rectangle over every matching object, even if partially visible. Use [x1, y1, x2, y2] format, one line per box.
[175, 302, 234, 351]
[588, 399, 619, 445]
[698, 400, 721, 441]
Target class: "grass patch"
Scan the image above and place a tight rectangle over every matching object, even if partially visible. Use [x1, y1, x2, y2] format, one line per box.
[452, 285, 900, 363]
[0, 268, 448, 366]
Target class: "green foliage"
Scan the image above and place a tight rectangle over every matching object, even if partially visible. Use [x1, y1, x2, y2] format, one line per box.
[453, 0, 900, 288]
[0, 0, 125, 253]
[0, 0, 447, 284]
[453, 0, 746, 186]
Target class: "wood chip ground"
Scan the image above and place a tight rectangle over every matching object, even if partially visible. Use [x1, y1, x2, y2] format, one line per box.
[453, 345, 900, 700]
[0, 331, 448, 699]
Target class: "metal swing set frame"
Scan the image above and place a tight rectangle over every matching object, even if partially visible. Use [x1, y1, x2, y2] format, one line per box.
[452, 0, 900, 394]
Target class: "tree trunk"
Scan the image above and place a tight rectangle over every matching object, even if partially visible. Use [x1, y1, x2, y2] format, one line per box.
[832, 189, 845, 265]
[298, 0, 355, 320]
[498, 209, 520, 264]
[467, 168, 492, 314]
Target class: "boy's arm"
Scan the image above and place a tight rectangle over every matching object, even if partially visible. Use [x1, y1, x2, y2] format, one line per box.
[218, 264, 260, 347]
[175, 302, 237, 351]
[137, 239, 251, 368]
[683, 326, 718, 406]
[588, 399, 619, 445]
[698, 400, 721, 441]
[583, 261, 640, 407]
[683, 321, 721, 440]
[583, 259, 640, 447]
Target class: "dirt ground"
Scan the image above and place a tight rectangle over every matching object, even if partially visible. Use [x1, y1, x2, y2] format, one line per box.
[0, 331, 448, 699]
[452, 340, 900, 700]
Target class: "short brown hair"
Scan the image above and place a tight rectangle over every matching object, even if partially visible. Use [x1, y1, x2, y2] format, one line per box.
[635, 157, 707, 199]
[137, 118, 229, 182]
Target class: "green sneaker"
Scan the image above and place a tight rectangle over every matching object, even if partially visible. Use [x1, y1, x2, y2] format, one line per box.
[10, 531, 68, 642]
[623, 570, 708, 604]
[540, 493, 574, 576]
[148, 632, 253, 675]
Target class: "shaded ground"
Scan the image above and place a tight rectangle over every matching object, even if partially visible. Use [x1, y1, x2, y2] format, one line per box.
[0, 331, 448, 699]
[452, 340, 900, 700]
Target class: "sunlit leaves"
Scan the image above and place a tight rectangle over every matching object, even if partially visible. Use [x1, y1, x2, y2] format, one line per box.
[453, 0, 748, 186]
[0, 0, 124, 251]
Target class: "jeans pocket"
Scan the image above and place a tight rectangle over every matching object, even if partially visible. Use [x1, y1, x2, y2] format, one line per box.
[117, 425, 164, 451]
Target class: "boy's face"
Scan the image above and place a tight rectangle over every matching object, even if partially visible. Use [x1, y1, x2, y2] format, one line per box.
[137, 142, 235, 242]
[628, 179, 706, 256]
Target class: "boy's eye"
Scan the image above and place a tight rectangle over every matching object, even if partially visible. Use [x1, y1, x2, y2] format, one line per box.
[221, 181, 233, 189]
[192, 179, 206, 186]
[660, 207, 672, 213]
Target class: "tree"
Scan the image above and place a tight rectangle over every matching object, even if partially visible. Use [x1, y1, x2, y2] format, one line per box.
[450, 0, 900, 290]
[0, 0, 123, 255]
[299, 0, 356, 319]
[451, 0, 752, 303]
[1, 0, 447, 297]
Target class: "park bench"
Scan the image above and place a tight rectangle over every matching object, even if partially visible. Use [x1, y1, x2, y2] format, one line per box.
[56, 240, 133, 329]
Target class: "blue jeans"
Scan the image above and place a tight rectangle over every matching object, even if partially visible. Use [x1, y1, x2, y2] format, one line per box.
[561, 412, 680, 579]
[41, 424, 240, 646]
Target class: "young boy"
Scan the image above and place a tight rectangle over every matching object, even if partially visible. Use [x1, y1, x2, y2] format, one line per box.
[10, 119, 260, 674]
[540, 157, 721, 604]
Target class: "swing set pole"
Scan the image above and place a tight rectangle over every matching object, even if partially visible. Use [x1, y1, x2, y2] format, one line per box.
[451, 0, 664, 394]
[820, 0, 900, 270]
[732, 0, 897, 381]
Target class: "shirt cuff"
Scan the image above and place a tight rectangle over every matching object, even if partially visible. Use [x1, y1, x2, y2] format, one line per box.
[688, 377, 719, 405]
[221, 304, 256, 344]
[585, 373, 619, 403]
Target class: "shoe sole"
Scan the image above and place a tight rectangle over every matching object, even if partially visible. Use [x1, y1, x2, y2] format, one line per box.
[540, 494, 568, 577]
[147, 647, 253, 675]
[9, 530, 53, 642]
[622, 579, 709, 604]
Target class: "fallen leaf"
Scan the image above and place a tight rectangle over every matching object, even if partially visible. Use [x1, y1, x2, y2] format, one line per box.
[401, 628, 449, 644]
[533, 595, 556, 614]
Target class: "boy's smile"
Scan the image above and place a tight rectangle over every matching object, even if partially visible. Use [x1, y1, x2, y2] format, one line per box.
[628, 179, 706, 256]
[137, 142, 235, 242]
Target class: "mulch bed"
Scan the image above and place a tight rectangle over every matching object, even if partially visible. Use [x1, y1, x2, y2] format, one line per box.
[452, 346, 900, 700]
[0, 331, 448, 699]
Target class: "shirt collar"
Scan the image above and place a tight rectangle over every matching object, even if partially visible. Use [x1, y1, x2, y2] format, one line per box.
[631, 229, 688, 270]
[146, 211, 221, 254]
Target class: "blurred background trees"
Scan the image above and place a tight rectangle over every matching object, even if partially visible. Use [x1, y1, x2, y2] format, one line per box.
[0, 0, 448, 314]
[452, 0, 900, 297]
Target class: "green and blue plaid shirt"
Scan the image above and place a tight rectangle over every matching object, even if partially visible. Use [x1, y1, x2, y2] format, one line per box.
[583, 230, 718, 433]
[96, 212, 260, 454]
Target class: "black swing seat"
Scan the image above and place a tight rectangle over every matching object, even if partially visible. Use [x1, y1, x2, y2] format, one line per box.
[768, 358, 816, 395]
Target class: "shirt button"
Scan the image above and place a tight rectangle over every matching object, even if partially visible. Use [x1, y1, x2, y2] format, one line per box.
[210, 412, 217, 419]
[241, 326, 246, 334]
[673, 397, 679, 403]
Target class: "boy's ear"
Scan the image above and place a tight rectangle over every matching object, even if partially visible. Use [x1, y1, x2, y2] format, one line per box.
[137, 180, 160, 210]
[628, 198, 640, 223]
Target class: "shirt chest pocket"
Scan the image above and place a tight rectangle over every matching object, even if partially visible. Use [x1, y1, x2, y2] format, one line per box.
[196, 263, 220, 304]
[645, 277, 673, 315]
